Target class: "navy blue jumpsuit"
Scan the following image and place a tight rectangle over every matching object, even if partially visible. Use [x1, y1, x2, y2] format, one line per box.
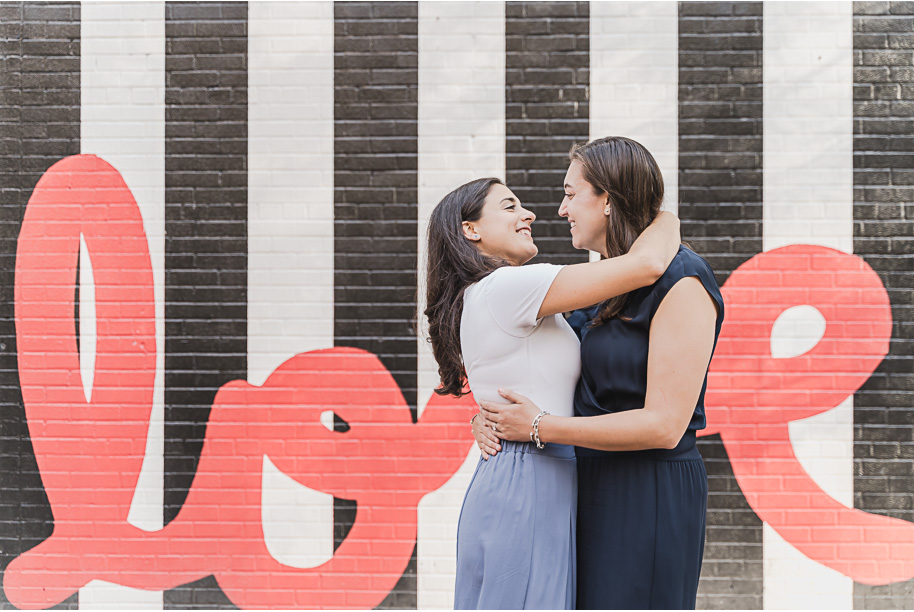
[568, 246, 724, 610]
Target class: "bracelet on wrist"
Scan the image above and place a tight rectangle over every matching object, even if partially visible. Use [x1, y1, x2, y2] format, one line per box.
[529, 410, 550, 449]
[470, 413, 480, 425]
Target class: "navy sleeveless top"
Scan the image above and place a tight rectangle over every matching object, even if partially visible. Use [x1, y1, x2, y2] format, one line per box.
[567, 246, 725, 458]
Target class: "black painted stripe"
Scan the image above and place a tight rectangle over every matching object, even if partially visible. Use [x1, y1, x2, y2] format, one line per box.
[333, 2, 419, 608]
[0, 2, 80, 609]
[164, 2, 247, 609]
[679, 2, 764, 609]
[506, 1, 589, 265]
[852, 3, 914, 608]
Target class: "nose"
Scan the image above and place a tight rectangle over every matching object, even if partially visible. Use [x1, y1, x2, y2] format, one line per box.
[521, 206, 535, 222]
[558, 198, 568, 218]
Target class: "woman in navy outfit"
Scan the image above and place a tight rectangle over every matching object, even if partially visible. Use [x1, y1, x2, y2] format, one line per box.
[474, 136, 724, 609]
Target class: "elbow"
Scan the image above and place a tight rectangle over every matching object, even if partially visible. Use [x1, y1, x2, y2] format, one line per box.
[650, 258, 666, 282]
[643, 254, 666, 283]
[659, 427, 684, 450]
[661, 436, 680, 451]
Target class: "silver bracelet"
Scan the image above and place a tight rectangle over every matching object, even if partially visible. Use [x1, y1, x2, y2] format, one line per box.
[529, 410, 550, 449]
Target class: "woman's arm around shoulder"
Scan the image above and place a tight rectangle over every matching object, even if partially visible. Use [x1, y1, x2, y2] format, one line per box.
[484, 275, 718, 451]
[537, 211, 681, 318]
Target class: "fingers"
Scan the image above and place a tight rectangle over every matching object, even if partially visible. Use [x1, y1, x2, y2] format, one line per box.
[480, 424, 500, 444]
[479, 401, 499, 416]
[484, 418, 508, 441]
[478, 436, 500, 458]
[496, 388, 528, 405]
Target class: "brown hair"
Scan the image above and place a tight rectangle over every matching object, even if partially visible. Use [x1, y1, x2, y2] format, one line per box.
[570, 136, 665, 325]
[423, 178, 509, 397]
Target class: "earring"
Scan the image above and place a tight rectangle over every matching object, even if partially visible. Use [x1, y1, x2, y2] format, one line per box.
[604, 208, 610, 216]
[473, 234, 480, 239]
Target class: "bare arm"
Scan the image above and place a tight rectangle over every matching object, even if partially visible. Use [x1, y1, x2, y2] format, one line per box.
[537, 212, 681, 318]
[484, 276, 718, 450]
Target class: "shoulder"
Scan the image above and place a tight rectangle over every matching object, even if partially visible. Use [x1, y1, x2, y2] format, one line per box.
[470, 263, 565, 336]
[491, 262, 561, 277]
[647, 246, 723, 320]
[658, 246, 716, 288]
[478, 263, 562, 291]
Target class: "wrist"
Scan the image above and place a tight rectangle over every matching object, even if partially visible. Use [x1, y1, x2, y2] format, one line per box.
[529, 410, 550, 449]
[538, 414, 569, 446]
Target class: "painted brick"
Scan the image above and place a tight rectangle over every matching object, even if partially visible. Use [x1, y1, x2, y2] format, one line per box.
[855, 3, 914, 608]
[680, 3, 764, 610]
[0, 2, 79, 609]
[334, 2, 419, 608]
[505, 1, 589, 266]
[163, 2, 247, 608]
[0, 2, 910, 609]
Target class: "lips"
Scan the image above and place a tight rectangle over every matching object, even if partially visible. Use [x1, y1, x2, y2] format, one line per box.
[517, 227, 532, 237]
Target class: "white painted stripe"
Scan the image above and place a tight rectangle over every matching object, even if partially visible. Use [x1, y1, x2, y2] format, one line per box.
[79, 235, 96, 404]
[80, 2, 165, 608]
[78, 581, 162, 611]
[590, 1, 679, 214]
[762, 2, 854, 608]
[248, 1, 335, 569]
[763, 2, 854, 254]
[416, 2, 505, 607]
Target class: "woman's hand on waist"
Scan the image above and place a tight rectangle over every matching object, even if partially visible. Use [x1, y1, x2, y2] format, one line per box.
[479, 389, 542, 443]
[471, 411, 501, 459]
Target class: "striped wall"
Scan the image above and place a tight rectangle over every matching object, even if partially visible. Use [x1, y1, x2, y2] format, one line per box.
[679, 3, 765, 608]
[0, 2, 81, 610]
[79, 2, 165, 608]
[762, 3, 854, 609]
[415, 2, 505, 607]
[0, 1, 912, 609]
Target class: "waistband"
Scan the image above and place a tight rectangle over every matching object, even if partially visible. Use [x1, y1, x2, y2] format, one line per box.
[499, 439, 576, 460]
[574, 430, 699, 461]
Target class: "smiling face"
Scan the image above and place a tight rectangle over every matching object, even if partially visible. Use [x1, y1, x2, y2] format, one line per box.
[463, 183, 537, 266]
[559, 159, 609, 255]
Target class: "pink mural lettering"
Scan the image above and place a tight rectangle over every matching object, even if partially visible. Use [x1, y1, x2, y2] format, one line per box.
[6, 155, 475, 610]
[4, 155, 911, 608]
[703, 244, 911, 584]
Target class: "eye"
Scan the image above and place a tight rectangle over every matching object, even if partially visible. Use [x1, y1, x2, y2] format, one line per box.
[564, 193, 574, 199]
[505, 204, 516, 210]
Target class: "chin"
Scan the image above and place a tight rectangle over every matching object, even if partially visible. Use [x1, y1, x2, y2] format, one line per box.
[519, 246, 538, 264]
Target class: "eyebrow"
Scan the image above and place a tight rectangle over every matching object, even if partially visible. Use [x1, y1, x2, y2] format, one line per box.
[501, 197, 517, 204]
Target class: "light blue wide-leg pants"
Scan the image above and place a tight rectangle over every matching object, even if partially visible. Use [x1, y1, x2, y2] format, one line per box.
[454, 440, 577, 610]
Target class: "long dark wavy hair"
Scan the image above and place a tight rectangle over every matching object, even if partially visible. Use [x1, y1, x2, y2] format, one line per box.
[571, 136, 666, 326]
[423, 177, 509, 397]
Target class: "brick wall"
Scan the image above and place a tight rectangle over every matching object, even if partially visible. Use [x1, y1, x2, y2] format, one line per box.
[679, 2, 764, 608]
[854, 1, 914, 607]
[0, 2, 80, 609]
[163, 3, 248, 607]
[334, 2, 419, 607]
[0, 1, 912, 610]
[506, 1, 589, 264]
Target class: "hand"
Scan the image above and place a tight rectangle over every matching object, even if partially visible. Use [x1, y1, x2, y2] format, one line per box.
[629, 210, 680, 276]
[478, 389, 541, 443]
[471, 412, 501, 460]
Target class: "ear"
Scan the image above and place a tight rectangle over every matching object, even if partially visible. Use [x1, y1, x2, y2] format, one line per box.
[603, 195, 611, 217]
[462, 221, 480, 241]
